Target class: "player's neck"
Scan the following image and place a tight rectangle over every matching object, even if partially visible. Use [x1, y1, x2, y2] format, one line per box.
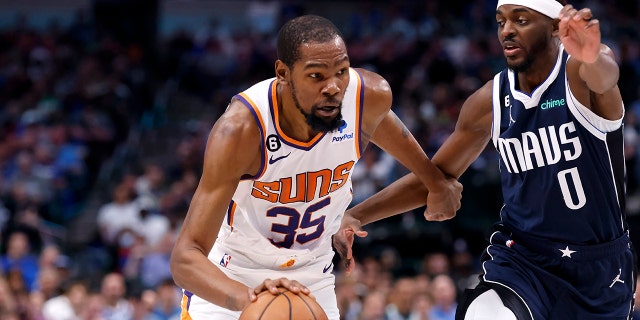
[516, 42, 560, 94]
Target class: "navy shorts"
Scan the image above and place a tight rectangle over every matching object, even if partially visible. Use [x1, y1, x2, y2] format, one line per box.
[477, 230, 635, 319]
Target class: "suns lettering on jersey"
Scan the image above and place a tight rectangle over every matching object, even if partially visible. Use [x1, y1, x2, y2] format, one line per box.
[250, 160, 355, 204]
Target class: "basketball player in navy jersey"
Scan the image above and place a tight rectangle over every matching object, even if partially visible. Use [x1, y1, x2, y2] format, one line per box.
[169, 15, 462, 320]
[335, 1, 636, 319]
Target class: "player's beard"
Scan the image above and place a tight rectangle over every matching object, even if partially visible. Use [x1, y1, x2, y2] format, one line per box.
[508, 54, 534, 72]
[291, 81, 343, 132]
[507, 34, 549, 73]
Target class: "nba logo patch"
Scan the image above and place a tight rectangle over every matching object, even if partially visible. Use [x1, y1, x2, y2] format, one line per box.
[220, 254, 232, 268]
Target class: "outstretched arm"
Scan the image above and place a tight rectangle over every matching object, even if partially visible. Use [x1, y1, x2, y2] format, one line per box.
[559, 5, 623, 120]
[335, 80, 494, 274]
[355, 81, 493, 223]
[559, 5, 618, 93]
[369, 111, 462, 221]
[356, 67, 462, 223]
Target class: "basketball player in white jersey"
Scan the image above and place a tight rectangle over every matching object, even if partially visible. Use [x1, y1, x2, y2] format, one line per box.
[169, 14, 463, 320]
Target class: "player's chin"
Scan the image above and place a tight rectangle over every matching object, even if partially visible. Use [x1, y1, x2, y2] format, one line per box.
[314, 113, 339, 125]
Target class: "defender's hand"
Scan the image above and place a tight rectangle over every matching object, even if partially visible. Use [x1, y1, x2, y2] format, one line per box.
[424, 177, 462, 221]
[559, 5, 601, 64]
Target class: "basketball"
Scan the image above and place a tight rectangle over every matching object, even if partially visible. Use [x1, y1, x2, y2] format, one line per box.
[239, 287, 329, 320]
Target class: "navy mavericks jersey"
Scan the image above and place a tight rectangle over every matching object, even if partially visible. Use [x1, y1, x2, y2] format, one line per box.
[491, 46, 627, 244]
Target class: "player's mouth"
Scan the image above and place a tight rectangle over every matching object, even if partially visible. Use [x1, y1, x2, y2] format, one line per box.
[316, 105, 340, 118]
[503, 41, 521, 57]
[315, 99, 342, 117]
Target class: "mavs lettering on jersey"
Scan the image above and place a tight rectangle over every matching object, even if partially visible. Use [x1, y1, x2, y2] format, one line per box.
[496, 121, 581, 173]
[497, 121, 586, 210]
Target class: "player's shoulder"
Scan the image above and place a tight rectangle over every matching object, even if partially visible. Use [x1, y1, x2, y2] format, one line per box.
[237, 78, 275, 103]
[461, 78, 494, 107]
[352, 67, 392, 114]
[477, 79, 497, 110]
[352, 67, 391, 95]
[210, 97, 261, 143]
[477, 79, 495, 99]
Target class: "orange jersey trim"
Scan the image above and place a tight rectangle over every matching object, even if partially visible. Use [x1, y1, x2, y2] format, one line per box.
[180, 293, 193, 320]
[226, 200, 237, 228]
[353, 69, 364, 159]
[236, 92, 268, 180]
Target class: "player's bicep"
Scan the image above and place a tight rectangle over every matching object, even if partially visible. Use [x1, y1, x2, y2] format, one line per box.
[199, 113, 260, 190]
[433, 82, 493, 179]
[178, 103, 262, 252]
[356, 68, 393, 146]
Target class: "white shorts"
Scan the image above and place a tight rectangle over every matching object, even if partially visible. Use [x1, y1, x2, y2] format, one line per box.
[180, 243, 339, 320]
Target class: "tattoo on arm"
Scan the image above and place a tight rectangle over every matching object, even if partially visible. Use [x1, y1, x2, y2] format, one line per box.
[401, 126, 410, 138]
[392, 112, 410, 138]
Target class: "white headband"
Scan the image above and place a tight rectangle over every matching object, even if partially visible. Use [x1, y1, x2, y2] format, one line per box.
[497, 0, 564, 19]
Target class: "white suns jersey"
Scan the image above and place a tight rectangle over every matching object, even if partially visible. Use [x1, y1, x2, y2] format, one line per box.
[210, 68, 364, 270]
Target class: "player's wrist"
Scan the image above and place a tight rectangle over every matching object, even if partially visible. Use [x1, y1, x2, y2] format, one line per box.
[579, 50, 601, 65]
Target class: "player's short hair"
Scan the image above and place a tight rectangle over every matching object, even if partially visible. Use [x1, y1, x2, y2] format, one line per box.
[277, 15, 344, 68]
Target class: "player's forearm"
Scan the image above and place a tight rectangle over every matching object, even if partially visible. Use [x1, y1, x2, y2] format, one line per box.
[369, 112, 447, 195]
[170, 248, 249, 311]
[580, 46, 619, 94]
[348, 173, 426, 226]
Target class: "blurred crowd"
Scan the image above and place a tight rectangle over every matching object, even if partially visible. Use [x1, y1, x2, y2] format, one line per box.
[0, 0, 639, 319]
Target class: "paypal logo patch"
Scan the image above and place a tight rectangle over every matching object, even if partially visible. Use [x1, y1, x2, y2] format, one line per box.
[332, 120, 354, 142]
[332, 133, 354, 142]
[338, 120, 347, 133]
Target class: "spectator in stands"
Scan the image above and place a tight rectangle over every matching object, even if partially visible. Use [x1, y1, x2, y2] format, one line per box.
[41, 279, 89, 320]
[1, 230, 39, 291]
[96, 182, 139, 245]
[427, 274, 456, 320]
[0, 276, 18, 317]
[358, 290, 387, 320]
[411, 292, 433, 320]
[150, 278, 181, 320]
[384, 276, 419, 320]
[32, 267, 61, 301]
[99, 272, 133, 320]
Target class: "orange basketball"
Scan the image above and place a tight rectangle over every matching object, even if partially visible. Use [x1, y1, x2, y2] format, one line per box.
[239, 287, 329, 320]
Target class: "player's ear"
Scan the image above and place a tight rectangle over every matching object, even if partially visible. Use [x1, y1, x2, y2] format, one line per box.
[552, 18, 560, 36]
[275, 60, 289, 84]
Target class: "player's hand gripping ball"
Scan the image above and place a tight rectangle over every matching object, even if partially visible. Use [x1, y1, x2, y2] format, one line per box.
[239, 287, 328, 320]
